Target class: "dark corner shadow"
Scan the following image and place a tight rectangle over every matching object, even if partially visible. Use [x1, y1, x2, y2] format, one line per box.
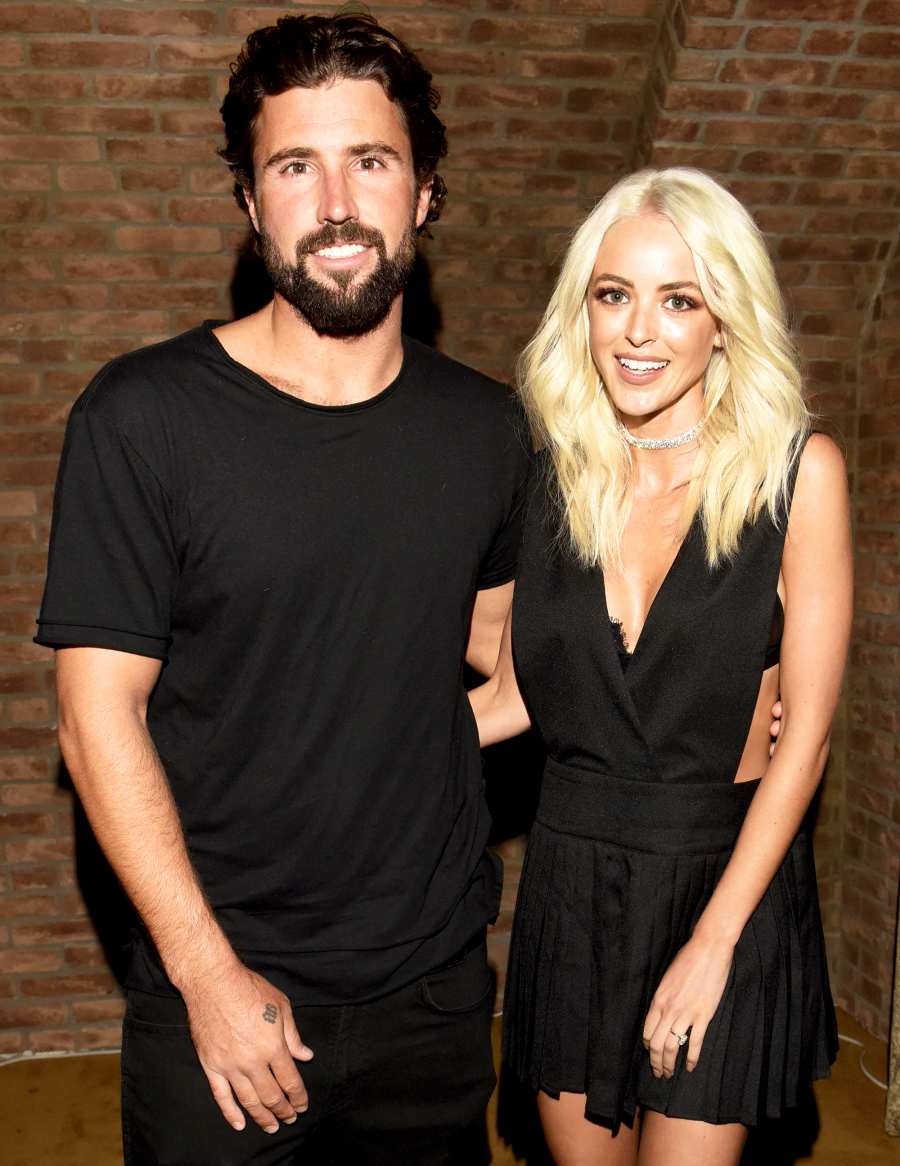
[227, 229, 443, 349]
[496, 1062, 554, 1164]
[57, 758, 136, 987]
[741, 1087, 822, 1164]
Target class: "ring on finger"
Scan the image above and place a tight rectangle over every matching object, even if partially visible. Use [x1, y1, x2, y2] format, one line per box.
[670, 1028, 688, 1046]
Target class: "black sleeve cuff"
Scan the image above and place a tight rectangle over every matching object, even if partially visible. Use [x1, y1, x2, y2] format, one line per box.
[34, 622, 169, 661]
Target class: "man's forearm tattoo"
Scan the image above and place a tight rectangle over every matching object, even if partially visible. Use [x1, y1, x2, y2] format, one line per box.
[263, 1002, 278, 1024]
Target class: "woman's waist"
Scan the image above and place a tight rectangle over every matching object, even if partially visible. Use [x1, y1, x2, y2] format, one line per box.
[536, 757, 760, 855]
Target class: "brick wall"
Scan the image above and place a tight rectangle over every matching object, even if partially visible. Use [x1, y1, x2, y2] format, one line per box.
[0, 0, 897, 1054]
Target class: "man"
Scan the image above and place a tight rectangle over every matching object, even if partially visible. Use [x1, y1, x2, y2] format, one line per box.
[37, 13, 528, 1164]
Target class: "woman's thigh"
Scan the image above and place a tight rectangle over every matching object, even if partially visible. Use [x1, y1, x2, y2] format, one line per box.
[638, 1110, 747, 1166]
[537, 1091, 639, 1166]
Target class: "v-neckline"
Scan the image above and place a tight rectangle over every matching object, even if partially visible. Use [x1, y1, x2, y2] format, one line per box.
[600, 514, 698, 663]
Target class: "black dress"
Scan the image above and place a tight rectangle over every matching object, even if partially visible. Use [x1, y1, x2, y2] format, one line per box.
[504, 450, 837, 1130]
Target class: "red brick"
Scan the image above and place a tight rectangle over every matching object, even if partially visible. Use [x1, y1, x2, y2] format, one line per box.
[506, 117, 608, 143]
[0, 136, 99, 164]
[78, 1025, 122, 1050]
[112, 285, 223, 312]
[671, 50, 720, 82]
[863, 0, 900, 20]
[745, 26, 803, 52]
[663, 84, 754, 113]
[683, 0, 737, 13]
[31, 40, 149, 69]
[156, 41, 242, 70]
[0, 5, 91, 33]
[703, 119, 809, 145]
[73, 998, 125, 1022]
[421, 48, 511, 76]
[0, 195, 45, 223]
[857, 30, 900, 57]
[107, 138, 219, 165]
[29, 1029, 76, 1052]
[469, 17, 582, 46]
[5, 837, 72, 863]
[518, 52, 618, 79]
[0, 811, 55, 837]
[566, 87, 641, 114]
[835, 61, 900, 89]
[0, 948, 62, 973]
[677, 19, 744, 49]
[455, 84, 562, 111]
[0, 1002, 67, 1027]
[114, 227, 222, 254]
[188, 168, 233, 195]
[95, 73, 211, 102]
[53, 196, 162, 224]
[119, 167, 184, 194]
[758, 91, 867, 120]
[97, 7, 219, 36]
[159, 108, 222, 137]
[60, 255, 170, 282]
[739, 151, 845, 178]
[65, 309, 171, 337]
[41, 107, 154, 135]
[0, 74, 85, 100]
[805, 28, 856, 54]
[847, 155, 900, 180]
[168, 197, 244, 226]
[0, 39, 24, 67]
[0, 285, 108, 313]
[0, 163, 51, 191]
[744, 0, 857, 15]
[21, 972, 117, 998]
[64, 945, 109, 968]
[0, 107, 32, 133]
[585, 21, 657, 49]
[720, 57, 831, 85]
[56, 165, 117, 193]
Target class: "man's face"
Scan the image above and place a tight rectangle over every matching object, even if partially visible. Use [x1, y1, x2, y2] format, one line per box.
[245, 79, 432, 338]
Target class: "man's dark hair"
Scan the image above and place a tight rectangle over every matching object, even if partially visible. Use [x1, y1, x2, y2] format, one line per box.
[220, 11, 448, 228]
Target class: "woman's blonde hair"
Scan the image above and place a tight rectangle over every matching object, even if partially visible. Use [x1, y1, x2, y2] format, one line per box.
[517, 167, 809, 569]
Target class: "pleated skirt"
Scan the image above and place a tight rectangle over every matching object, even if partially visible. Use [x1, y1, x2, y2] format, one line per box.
[503, 758, 838, 1131]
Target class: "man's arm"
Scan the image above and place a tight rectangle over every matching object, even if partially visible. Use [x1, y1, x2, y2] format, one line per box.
[56, 646, 313, 1135]
[465, 580, 514, 678]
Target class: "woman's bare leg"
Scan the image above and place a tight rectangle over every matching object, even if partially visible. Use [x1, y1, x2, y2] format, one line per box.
[637, 1111, 747, 1166]
[537, 1091, 639, 1166]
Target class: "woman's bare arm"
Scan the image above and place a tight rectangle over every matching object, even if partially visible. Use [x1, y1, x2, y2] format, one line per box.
[643, 434, 852, 1077]
[468, 607, 532, 746]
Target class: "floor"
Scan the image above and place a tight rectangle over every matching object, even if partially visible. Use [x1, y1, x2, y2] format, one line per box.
[0, 1010, 893, 1164]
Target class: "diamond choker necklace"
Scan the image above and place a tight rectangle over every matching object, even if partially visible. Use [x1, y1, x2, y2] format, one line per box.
[619, 419, 704, 451]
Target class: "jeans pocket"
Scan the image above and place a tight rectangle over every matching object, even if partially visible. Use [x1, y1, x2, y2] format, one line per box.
[420, 942, 495, 1015]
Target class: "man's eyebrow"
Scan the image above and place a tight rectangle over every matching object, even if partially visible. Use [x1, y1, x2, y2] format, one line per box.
[263, 146, 316, 169]
[347, 141, 402, 160]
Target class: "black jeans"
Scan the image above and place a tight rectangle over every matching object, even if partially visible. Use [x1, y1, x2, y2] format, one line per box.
[121, 938, 496, 1165]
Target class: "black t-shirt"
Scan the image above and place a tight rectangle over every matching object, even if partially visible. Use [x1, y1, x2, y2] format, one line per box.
[36, 323, 531, 1004]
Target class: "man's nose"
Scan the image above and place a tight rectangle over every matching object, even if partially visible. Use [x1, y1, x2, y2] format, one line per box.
[318, 168, 358, 225]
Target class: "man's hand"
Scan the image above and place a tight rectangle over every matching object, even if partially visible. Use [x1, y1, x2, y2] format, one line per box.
[181, 963, 314, 1134]
[769, 699, 783, 757]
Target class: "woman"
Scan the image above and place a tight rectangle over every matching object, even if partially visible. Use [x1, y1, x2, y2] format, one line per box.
[471, 168, 852, 1165]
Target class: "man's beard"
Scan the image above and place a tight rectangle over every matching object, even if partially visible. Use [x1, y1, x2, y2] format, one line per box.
[259, 218, 418, 339]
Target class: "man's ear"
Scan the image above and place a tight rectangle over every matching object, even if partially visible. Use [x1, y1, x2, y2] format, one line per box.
[244, 187, 261, 235]
[415, 179, 432, 230]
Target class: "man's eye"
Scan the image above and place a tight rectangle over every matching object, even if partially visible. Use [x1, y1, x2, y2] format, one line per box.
[283, 162, 308, 176]
[358, 157, 383, 170]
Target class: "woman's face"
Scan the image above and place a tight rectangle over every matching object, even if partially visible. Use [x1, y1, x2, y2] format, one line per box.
[586, 212, 721, 430]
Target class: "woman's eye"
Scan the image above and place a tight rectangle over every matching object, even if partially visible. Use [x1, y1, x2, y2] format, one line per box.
[598, 287, 627, 305]
[665, 294, 696, 311]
